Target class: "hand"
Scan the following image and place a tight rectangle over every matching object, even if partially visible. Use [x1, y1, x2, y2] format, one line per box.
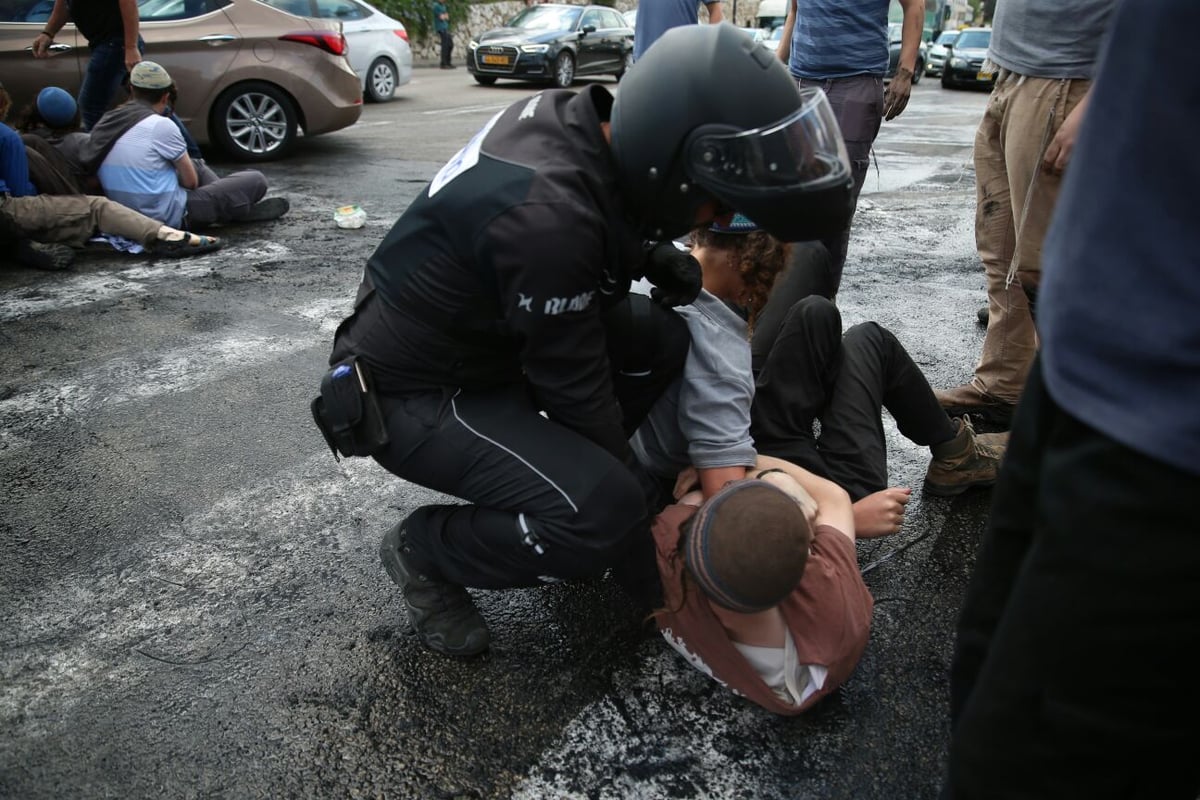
[883, 69, 913, 121]
[852, 487, 910, 538]
[31, 32, 53, 58]
[125, 45, 141, 73]
[1042, 98, 1088, 175]
[642, 242, 702, 308]
[673, 466, 699, 500]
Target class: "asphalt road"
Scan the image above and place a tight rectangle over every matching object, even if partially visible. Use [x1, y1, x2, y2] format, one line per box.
[1, 69, 993, 799]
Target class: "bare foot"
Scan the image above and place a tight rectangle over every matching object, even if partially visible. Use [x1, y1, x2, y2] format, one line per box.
[853, 487, 911, 538]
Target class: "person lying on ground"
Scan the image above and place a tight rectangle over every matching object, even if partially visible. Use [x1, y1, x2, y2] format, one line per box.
[652, 455, 878, 714]
[750, 244, 1010, 537]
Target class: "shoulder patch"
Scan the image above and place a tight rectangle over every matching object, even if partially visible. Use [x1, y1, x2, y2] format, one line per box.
[428, 109, 504, 197]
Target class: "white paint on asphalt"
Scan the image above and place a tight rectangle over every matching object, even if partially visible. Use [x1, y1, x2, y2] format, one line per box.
[0, 243, 294, 323]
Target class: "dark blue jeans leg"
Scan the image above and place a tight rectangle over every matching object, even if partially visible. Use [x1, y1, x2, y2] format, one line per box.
[945, 357, 1200, 799]
[78, 36, 142, 131]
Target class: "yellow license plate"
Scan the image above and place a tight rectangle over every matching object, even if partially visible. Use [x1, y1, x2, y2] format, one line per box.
[977, 70, 994, 80]
[481, 54, 511, 65]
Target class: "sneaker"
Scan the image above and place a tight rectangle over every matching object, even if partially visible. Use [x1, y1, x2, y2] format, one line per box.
[925, 416, 1006, 497]
[16, 240, 74, 271]
[933, 383, 1016, 427]
[238, 196, 290, 223]
[976, 306, 989, 326]
[379, 519, 490, 657]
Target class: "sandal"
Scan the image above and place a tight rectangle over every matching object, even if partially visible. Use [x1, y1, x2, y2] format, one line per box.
[150, 232, 222, 258]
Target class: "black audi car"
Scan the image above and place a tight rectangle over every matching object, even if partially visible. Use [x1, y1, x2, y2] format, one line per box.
[467, 3, 634, 88]
[941, 27, 995, 90]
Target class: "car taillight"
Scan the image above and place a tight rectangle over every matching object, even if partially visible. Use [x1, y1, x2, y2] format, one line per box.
[280, 31, 348, 56]
[394, 29, 408, 42]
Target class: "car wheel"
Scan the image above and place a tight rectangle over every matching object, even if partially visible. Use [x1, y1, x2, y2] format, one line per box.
[211, 81, 298, 162]
[614, 51, 633, 82]
[552, 51, 575, 88]
[474, 74, 498, 86]
[911, 58, 923, 84]
[366, 57, 397, 102]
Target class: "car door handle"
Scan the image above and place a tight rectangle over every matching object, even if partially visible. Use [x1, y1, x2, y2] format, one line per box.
[24, 43, 73, 53]
[197, 34, 238, 45]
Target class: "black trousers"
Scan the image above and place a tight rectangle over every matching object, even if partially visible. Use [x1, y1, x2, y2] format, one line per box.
[750, 247, 956, 501]
[944, 358, 1200, 799]
[371, 295, 688, 591]
[438, 30, 453, 66]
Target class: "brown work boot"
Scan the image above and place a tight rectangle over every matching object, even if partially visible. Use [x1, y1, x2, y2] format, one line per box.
[934, 383, 1016, 427]
[925, 416, 1006, 497]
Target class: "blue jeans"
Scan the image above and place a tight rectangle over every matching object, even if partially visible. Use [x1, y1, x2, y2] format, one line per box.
[78, 36, 138, 131]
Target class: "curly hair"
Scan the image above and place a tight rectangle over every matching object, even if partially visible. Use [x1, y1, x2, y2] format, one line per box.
[689, 226, 791, 331]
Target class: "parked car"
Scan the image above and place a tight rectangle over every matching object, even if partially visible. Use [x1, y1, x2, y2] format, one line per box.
[885, 22, 925, 83]
[734, 24, 768, 45]
[260, 0, 412, 103]
[924, 29, 958, 77]
[941, 27, 994, 90]
[467, 3, 633, 88]
[0, 0, 362, 161]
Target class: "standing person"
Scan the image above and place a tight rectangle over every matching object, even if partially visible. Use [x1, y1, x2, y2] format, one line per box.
[633, 0, 724, 62]
[30, 0, 141, 131]
[945, 1, 1200, 797]
[934, 0, 1115, 427]
[93, 62, 288, 228]
[317, 25, 854, 659]
[433, 0, 454, 69]
[773, 0, 924, 300]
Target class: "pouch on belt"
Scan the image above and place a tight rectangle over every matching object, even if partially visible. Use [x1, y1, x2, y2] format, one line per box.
[311, 356, 390, 460]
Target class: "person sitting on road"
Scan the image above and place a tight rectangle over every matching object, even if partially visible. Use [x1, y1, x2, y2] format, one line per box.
[90, 62, 288, 229]
[15, 86, 93, 195]
[322, 25, 856, 659]
[1, 82, 220, 270]
[652, 457, 875, 714]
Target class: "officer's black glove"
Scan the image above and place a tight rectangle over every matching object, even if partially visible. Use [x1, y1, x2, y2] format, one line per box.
[642, 242, 702, 308]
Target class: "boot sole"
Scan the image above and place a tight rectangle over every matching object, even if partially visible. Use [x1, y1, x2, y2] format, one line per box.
[923, 477, 997, 497]
[378, 522, 490, 657]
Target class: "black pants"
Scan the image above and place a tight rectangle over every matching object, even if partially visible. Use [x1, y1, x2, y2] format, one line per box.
[438, 30, 453, 66]
[371, 295, 688, 590]
[750, 246, 955, 501]
[944, 358, 1200, 799]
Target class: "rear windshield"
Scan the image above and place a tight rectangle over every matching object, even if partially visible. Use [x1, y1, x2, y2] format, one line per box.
[954, 30, 990, 49]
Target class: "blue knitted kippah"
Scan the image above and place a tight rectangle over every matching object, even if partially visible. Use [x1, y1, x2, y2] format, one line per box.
[708, 213, 760, 234]
[36, 87, 76, 128]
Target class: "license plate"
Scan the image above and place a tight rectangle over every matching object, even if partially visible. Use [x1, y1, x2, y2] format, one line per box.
[976, 70, 994, 80]
[481, 54, 511, 65]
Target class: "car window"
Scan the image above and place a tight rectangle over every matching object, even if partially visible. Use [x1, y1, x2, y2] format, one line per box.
[954, 30, 990, 49]
[600, 9, 625, 29]
[509, 4, 583, 31]
[580, 9, 602, 29]
[0, 0, 52, 22]
[313, 0, 369, 20]
[137, 0, 230, 21]
[937, 31, 959, 45]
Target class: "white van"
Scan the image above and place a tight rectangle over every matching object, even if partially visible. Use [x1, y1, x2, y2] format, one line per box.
[756, 0, 788, 30]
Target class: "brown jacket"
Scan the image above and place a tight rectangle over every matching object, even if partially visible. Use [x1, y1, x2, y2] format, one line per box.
[653, 503, 874, 714]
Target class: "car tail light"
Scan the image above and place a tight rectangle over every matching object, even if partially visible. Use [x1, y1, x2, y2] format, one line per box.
[394, 29, 409, 42]
[280, 31, 348, 56]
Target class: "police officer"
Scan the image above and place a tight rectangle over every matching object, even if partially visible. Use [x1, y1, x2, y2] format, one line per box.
[323, 24, 854, 657]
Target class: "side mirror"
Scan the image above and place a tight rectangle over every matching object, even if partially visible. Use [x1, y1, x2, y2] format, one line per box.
[581, 23, 596, 35]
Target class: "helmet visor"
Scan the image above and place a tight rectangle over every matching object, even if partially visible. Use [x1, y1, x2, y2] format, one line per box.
[687, 87, 850, 194]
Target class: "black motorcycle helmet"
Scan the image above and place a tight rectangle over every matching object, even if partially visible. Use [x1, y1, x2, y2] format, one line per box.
[610, 24, 853, 242]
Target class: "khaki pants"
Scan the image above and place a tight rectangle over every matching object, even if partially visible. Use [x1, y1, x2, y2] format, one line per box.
[0, 194, 161, 247]
[971, 69, 1090, 403]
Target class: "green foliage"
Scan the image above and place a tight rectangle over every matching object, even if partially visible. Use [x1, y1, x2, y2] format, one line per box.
[374, 0, 472, 43]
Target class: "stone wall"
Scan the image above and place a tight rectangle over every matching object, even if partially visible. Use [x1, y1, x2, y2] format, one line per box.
[410, 0, 767, 65]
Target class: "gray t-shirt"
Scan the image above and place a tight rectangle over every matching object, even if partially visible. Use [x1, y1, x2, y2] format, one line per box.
[989, 0, 1115, 79]
[631, 288, 757, 480]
